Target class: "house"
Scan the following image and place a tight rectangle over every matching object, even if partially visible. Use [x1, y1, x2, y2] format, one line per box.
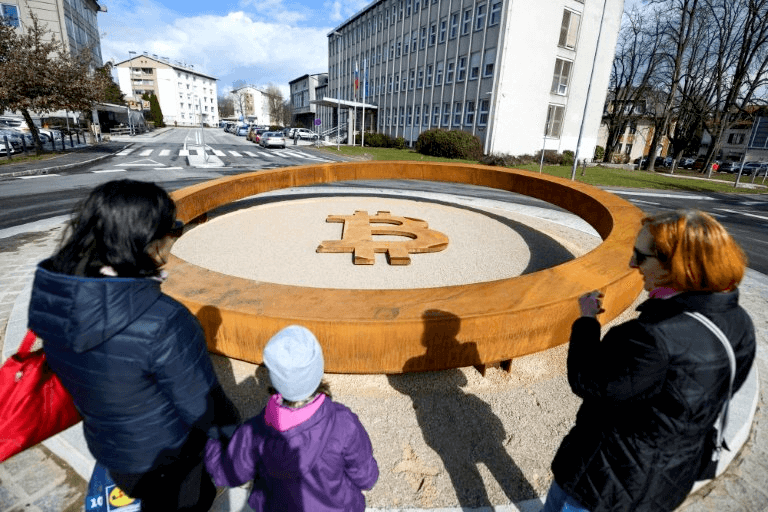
[115, 54, 219, 127]
[230, 85, 273, 126]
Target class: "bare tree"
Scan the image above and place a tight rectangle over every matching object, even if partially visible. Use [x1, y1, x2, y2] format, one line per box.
[217, 95, 234, 118]
[264, 84, 285, 126]
[0, 13, 111, 152]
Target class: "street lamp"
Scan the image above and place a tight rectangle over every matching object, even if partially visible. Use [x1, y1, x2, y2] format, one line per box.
[332, 30, 342, 151]
[127, 51, 136, 136]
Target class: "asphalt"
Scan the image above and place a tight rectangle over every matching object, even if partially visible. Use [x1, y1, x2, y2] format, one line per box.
[0, 142, 766, 512]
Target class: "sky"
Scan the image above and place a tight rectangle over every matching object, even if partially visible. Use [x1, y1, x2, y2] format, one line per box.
[97, 0, 374, 98]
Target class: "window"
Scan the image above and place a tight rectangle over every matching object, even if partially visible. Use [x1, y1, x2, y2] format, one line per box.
[475, 3, 486, 30]
[404, 37, 409, 55]
[728, 133, 745, 144]
[439, 19, 447, 43]
[399, 106, 405, 126]
[417, 68, 424, 88]
[624, 143, 633, 155]
[426, 64, 433, 86]
[407, 106, 413, 125]
[436, 62, 444, 84]
[442, 103, 451, 126]
[450, 12, 459, 38]
[409, 69, 416, 90]
[412, 30, 418, 51]
[423, 104, 429, 125]
[479, 99, 490, 125]
[546, 105, 565, 137]
[446, 61, 455, 83]
[457, 56, 467, 81]
[414, 0, 420, 14]
[420, 26, 427, 49]
[469, 52, 481, 79]
[386, 108, 391, 125]
[433, 104, 440, 125]
[180, 102, 184, 110]
[453, 102, 463, 126]
[414, 106, 420, 125]
[394, 73, 399, 92]
[489, 1, 502, 26]
[396, 39, 401, 57]
[406, 0, 411, 17]
[559, 10, 581, 50]
[462, 8, 472, 35]
[628, 121, 637, 135]
[390, 43, 395, 59]
[389, 75, 394, 92]
[483, 48, 496, 76]
[551, 58, 572, 95]
[429, 23, 437, 45]
[402, 74, 407, 91]
[465, 101, 475, 125]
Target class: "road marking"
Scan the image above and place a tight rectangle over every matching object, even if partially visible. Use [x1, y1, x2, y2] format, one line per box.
[715, 208, 768, 222]
[211, 149, 226, 157]
[164, 166, 184, 170]
[228, 151, 242, 157]
[159, 149, 170, 156]
[629, 199, 661, 206]
[19, 174, 60, 179]
[92, 169, 126, 173]
[116, 149, 134, 156]
[259, 151, 277, 158]
[139, 149, 153, 156]
[243, 151, 259, 157]
[116, 158, 165, 167]
[179, 150, 189, 156]
[605, 190, 715, 200]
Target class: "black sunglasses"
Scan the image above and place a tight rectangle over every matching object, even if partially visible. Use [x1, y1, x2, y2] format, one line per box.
[633, 247, 657, 265]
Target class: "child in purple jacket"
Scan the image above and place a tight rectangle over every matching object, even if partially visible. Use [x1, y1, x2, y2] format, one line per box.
[205, 325, 379, 511]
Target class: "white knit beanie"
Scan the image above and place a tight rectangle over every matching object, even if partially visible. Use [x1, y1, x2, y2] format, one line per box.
[263, 325, 325, 402]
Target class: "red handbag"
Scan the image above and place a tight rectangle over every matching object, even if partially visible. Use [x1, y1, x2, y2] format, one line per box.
[0, 330, 82, 461]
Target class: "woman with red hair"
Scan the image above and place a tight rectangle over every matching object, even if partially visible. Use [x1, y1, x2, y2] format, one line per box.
[544, 210, 756, 512]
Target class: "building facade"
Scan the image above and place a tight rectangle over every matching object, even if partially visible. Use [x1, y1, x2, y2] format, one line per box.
[115, 54, 219, 126]
[328, 0, 623, 155]
[2, 0, 104, 66]
[231, 86, 273, 126]
[289, 73, 331, 129]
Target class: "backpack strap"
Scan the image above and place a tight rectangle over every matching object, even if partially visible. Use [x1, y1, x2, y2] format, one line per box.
[684, 311, 736, 449]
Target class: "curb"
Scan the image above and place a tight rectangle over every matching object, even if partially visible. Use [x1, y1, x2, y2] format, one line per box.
[0, 143, 133, 180]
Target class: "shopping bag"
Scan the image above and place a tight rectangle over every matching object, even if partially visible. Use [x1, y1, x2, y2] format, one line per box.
[86, 462, 141, 512]
[0, 330, 82, 461]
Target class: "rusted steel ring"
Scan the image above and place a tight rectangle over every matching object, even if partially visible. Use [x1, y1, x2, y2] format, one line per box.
[165, 162, 644, 374]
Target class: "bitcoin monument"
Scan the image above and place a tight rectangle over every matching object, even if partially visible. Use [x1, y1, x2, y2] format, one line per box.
[163, 161, 644, 374]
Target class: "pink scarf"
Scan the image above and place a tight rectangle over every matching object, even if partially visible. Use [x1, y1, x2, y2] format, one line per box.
[649, 286, 679, 299]
[264, 393, 326, 432]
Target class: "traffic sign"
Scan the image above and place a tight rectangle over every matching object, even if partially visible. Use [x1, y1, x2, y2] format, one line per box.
[314, 119, 322, 126]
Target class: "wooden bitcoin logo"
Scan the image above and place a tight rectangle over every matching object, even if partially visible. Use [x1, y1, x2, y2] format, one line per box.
[317, 210, 449, 265]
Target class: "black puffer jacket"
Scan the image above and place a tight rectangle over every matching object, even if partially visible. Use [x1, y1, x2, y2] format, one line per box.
[27, 262, 239, 474]
[552, 290, 755, 512]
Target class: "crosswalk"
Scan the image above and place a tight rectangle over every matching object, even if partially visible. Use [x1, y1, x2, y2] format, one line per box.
[116, 146, 332, 162]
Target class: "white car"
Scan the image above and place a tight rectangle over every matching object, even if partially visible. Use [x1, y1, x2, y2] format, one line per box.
[293, 128, 319, 140]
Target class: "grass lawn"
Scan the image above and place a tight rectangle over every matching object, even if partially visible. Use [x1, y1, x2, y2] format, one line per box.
[0, 151, 63, 166]
[317, 146, 768, 194]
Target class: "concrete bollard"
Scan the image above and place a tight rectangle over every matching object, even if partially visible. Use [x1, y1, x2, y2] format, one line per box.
[3, 136, 11, 160]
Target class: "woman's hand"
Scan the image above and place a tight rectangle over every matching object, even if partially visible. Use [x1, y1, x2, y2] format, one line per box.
[578, 291, 605, 318]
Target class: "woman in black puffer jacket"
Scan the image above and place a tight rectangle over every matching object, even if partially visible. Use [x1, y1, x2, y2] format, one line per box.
[28, 179, 240, 511]
[544, 210, 756, 512]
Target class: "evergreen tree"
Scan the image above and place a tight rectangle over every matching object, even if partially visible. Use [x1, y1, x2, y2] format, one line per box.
[142, 92, 165, 127]
[96, 64, 125, 105]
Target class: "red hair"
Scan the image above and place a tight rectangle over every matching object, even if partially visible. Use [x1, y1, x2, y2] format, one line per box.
[642, 210, 746, 292]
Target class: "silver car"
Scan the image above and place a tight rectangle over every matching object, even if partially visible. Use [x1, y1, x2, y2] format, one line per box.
[260, 131, 286, 149]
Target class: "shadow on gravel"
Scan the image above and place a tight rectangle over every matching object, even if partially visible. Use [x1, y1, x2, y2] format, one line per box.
[387, 310, 537, 508]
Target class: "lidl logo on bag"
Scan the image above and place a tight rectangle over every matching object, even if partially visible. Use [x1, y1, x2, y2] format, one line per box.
[107, 485, 139, 510]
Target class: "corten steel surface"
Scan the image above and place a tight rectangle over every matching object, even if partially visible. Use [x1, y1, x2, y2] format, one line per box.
[164, 162, 644, 374]
[316, 210, 449, 265]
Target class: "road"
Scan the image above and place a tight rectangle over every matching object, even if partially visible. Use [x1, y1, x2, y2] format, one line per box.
[1, 134, 767, 274]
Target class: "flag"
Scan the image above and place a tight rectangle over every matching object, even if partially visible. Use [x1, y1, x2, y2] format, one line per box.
[364, 58, 368, 98]
[354, 60, 359, 99]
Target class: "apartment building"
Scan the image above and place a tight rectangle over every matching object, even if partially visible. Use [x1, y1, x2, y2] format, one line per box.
[2, 0, 105, 66]
[231, 85, 273, 126]
[115, 54, 219, 126]
[327, 0, 623, 155]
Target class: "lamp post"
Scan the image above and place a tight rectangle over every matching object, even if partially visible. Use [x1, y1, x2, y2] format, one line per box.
[332, 30, 342, 151]
[128, 51, 136, 136]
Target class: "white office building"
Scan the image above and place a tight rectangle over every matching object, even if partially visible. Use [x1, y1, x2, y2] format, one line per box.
[115, 54, 219, 127]
[326, 0, 623, 155]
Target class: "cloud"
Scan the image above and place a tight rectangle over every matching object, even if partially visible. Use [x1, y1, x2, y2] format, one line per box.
[323, 0, 374, 23]
[99, 0, 334, 98]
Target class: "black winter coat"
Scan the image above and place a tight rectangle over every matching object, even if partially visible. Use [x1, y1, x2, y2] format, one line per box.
[27, 262, 240, 474]
[551, 290, 755, 512]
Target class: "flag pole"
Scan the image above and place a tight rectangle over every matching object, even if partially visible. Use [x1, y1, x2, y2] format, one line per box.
[362, 58, 366, 148]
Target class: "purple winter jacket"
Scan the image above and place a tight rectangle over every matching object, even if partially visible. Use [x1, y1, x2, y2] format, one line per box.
[205, 396, 379, 511]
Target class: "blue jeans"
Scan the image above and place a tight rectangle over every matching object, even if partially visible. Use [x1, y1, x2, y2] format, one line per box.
[542, 481, 591, 512]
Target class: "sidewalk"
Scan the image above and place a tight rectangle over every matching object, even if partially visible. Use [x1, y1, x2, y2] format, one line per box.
[0, 189, 766, 511]
[0, 141, 130, 180]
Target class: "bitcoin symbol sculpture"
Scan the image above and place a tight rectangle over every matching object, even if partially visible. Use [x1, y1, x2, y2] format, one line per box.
[317, 210, 449, 265]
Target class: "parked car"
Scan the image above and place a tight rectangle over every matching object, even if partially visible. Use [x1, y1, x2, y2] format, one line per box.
[247, 127, 266, 143]
[0, 129, 23, 154]
[716, 161, 737, 173]
[742, 161, 768, 176]
[260, 131, 286, 149]
[680, 157, 697, 169]
[294, 128, 319, 140]
[236, 125, 250, 136]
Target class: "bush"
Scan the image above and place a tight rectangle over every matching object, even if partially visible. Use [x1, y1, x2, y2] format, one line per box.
[415, 129, 483, 160]
[562, 150, 574, 167]
[354, 132, 407, 149]
[594, 145, 605, 161]
[480, 153, 536, 167]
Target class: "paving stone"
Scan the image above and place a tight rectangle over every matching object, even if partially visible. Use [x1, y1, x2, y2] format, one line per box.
[724, 477, 768, 511]
[0, 482, 20, 510]
[17, 459, 66, 495]
[1, 447, 47, 476]
[31, 482, 84, 512]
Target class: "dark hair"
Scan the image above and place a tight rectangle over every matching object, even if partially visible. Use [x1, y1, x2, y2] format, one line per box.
[45, 179, 177, 277]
